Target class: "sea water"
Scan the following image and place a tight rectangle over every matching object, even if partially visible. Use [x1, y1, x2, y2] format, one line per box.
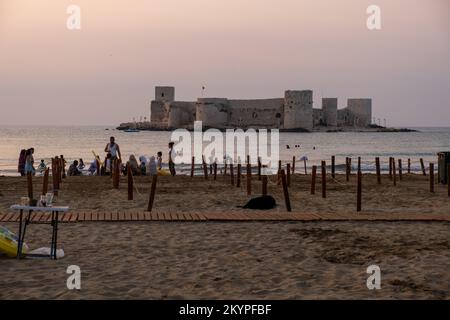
[0, 126, 449, 176]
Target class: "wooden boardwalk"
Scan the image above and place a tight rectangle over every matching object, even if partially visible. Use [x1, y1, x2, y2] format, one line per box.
[0, 211, 449, 223]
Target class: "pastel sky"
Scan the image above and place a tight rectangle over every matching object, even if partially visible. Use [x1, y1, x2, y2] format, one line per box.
[1, 0, 449, 126]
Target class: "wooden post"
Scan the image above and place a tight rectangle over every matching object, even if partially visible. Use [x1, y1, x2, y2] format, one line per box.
[230, 163, 234, 186]
[321, 161, 326, 198]
[331, 155, 335, 179]
[311, 165, 317, 195]
[420, 158, 426, 176]
[52, 158, 58, 196]
[286, 163, 291, 187]
[27, 172, 33, 200]
[303, 158, 307, 175]
[262, 175, 268, 196]
[54, 157, 61, 194]
[147, 174, 158, 212]
[42, 168, 49, 195]
[429, 163, 434, 193]
[389, 157, 393, 180]
[393, 158, 397, 186]
[357, 157, 361, 172]
[127, 165, 133, 200]
[357, 169, 362, 212]
[398, 159, 403, 181]
[292, 156, 296, 174]
[112, 159, 117, 188]
[246, 163, 252, 196]
[114, 159, 121, 189]
[448, 164, 450, 197]
[61, 156, 66, 179]
[237, 163, 241, 187]
[247, 155, 250, 166]
[408, 158, 411, 174]
[375, 157, 381, 185]
[346, 157, 350, 182]
[348, 158, 352, 176]
[257, 157, 262, 181]
[214, 162, 217, 181]
[96, 159, 100, 176]
[202, 155, 208, 180]
[280, 170, 291, 212]
[277, 160, 282, 185]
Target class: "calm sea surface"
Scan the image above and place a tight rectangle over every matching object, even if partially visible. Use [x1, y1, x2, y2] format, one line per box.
[0, 126, 449, 176]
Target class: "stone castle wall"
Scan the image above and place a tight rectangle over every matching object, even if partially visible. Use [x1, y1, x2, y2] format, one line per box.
[149, 86, 372, 131]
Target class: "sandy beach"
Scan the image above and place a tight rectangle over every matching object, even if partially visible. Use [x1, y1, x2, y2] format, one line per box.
[0, 173, 448, 216]
[0, 221, 449, 299]
[0, 173, 449, 299]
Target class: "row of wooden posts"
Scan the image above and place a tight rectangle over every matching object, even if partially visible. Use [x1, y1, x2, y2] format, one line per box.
[28, 154, 450, 214]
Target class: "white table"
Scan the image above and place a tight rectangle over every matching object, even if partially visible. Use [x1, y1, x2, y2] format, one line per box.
[10, 205, 70, 260]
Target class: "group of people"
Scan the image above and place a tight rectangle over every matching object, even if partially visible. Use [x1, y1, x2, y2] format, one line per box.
[18, 137, 177, 178]
[102, 137, 176, 177]
[18, 148, 35, 176]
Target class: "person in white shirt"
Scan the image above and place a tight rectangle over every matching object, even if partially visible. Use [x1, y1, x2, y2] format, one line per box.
[104, 136, 122, 161]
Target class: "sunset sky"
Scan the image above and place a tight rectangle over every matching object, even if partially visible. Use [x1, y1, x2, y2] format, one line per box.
[1, 0, 449, 126]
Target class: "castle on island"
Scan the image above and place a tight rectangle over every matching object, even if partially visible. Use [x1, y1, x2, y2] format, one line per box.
[123, 86, 373, 131]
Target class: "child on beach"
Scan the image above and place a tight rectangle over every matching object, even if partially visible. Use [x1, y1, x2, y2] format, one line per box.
[37, 160, 47, 174]
[68, 160, 82, 176]
[103, 153, 112, 175]
[157, 152, 163, 170]
[139, 161, 147, 176]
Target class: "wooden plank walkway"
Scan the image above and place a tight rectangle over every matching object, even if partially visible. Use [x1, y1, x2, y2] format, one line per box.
[0, 211, 449, 223]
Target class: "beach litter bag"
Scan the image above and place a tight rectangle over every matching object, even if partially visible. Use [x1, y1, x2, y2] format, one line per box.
[0, 226, 29, 257]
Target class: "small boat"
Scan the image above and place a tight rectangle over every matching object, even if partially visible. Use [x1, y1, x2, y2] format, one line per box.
[124, 128, 140, 133]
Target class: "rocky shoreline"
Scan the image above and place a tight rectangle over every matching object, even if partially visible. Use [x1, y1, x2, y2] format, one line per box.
[116, 122, 417, 133]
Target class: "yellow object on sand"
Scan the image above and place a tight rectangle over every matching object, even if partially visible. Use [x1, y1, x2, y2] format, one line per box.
[157, 169, 171, 176]
[91, 150, 103, 166]
[0, 226, 28, 258]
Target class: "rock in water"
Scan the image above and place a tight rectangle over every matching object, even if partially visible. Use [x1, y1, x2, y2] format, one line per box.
[242, 195, 277, 210]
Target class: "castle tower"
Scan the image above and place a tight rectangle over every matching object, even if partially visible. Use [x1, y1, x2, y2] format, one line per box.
[347, 99, 372, 127]
[322, 98, 338, 127]
[155, 86, 175, 102]
[283, 90, 313, 131]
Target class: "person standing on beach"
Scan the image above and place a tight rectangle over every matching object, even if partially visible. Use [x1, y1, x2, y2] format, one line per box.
[104, 136, 122, 161]
[168, 142, 176, 176]
[18, 149, 27, 176]
[104, 136, 121, 173]
[24, 148, 35, 175]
